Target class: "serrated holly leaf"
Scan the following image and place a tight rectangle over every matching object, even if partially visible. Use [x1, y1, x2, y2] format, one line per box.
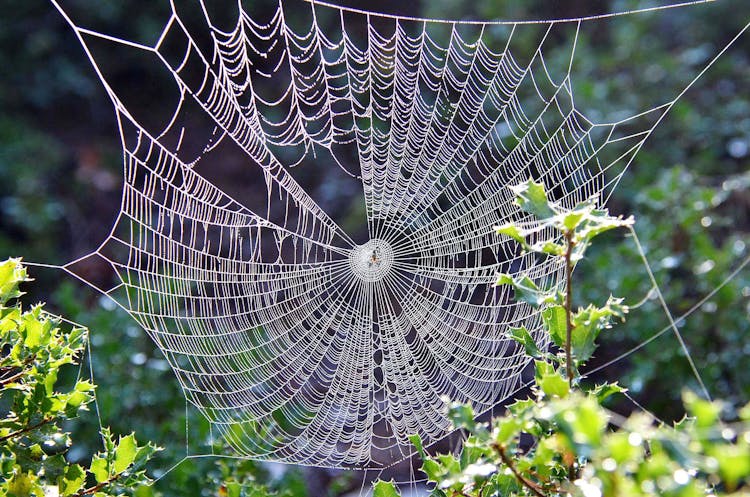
[61, 464, 86, 496]
[495, 417, 522, 446]
[132, 442, 159, 471]
[460, 438, 490, 469]
[535, 361, 569, 398]
[7, 468, 39, 496]
[569, 300, 627, 363]
[0, 259, 27, 304]
[683, 391, 722, 428]
[43, 370, 58, 396]
[530, 240, 565, 255]
[447, 403, 476, 431]
[510, 179, 556, 219]
[495, 223, 527, 245]
[24, 316, 43, 348]
[496, 274, 548, 307]
[90, 456, 109, 484]
[421, 458, 444, 481]
[590, 382, 626, 402]
[436, 453, 461, 474]
[573, 210, 634, 244]
[114, 434, 137, 473]
[542, 305, 567, 348]
[509, 327, 542, 358]
[409, 433, 425, 457]
[373, 479, 401, 497]
[561, 203, 594, 231]
[507, 398, 535, 416]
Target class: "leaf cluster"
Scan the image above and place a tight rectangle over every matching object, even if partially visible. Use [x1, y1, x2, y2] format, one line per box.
[0, 258, 159, 497]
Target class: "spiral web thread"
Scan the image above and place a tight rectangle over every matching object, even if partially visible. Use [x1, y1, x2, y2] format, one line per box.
[40, 0, 749, 474]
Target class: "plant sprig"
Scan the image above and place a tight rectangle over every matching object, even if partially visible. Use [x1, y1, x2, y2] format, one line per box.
[0, 258, 160, 497]
[375, 180, 750, 497]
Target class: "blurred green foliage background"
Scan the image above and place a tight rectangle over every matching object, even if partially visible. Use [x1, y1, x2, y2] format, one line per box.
[1, 0, 749, 495]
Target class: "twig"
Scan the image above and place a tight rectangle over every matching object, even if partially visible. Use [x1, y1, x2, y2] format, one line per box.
[0, 356, 36, 387]
[493, 443, 547, 497]
[0, 369, 26, 387]
[563, 231, 579, 482]
[564, 231, 575, 386]
[75, 473, 121, 496]
[0, 417, 54, 443]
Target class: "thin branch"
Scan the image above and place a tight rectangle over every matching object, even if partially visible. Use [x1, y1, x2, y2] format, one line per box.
[563, 231, 579, 482]
[0, 369, 26, 387]
[75, 473, 121, 497]
[493, 443, 547, 497]
[564, 231, 575, 386]
[0, 356, 36, 387]
[0, 417, 54, 443]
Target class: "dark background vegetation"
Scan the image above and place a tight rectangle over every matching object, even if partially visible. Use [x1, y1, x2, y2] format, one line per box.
[1, 0, 749, 495]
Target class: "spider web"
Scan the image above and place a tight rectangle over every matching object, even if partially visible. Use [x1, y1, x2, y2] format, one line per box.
[38, 0, 748, 475]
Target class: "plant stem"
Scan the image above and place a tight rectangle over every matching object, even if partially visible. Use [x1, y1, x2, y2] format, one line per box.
[0, 417, 53, 443]
[0, 368, 28, 387]
[75, 473, 121, 496]
[0, 356, 35, 387]
[564, 230, 575, 386]
[563, 230, 578, 484]
[493, 443, 547, 497]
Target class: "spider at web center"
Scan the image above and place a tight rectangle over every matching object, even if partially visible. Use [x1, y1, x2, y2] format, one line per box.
[348, 239, 394, 282]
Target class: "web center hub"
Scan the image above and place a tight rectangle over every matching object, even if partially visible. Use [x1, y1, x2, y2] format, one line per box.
[348, 239, 394, 282]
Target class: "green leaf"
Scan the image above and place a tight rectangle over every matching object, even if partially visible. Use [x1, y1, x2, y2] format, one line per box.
[711, 444, 750, 491]
[421, 459, 443, 482]
[409, 433, 425, 457]
[436, 453, 462, 475]
[510, 179, 556, 219]
[7, 468, 39, 496]
[542, 305, 567, 348]
[496, 274, 548, 307]
[683, 391, 722, 428]
[446, 403, 476, 431]
[44, 370, 58, 396]
[495, 223, 527, 245]
[495, 417, 522, 445]
[133, 486, 157, 497]
[24, 316, 43, 348]
[225, 481, 242, 497]
[561, 203, 594, 231]
[531, 240, 565, 255]
[373, 480, 401, 497]
[509, 326, 542, 358]
[90, 456, 109, 484]
[573, 210, 635, 245]
[114, 434, 138, 473]
[535, 360, 569, 398]
[590, 382, 627, 403]
[61, 464, 86, 496]
[132, 442, 159, 471]
[507, 398, 535, 416]
[0, 258, 28, 305]
[569, 299, 627, 364]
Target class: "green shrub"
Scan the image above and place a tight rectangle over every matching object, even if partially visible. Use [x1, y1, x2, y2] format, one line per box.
[0, 258, 159, 497]
[376, 180, 750, 497]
